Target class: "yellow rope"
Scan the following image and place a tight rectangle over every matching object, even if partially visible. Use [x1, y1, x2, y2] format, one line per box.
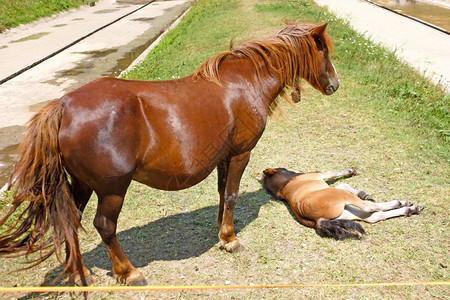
[0, 281, 448, 293]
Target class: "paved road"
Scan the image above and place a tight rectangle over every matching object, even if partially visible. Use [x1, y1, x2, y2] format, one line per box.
[314, 0, 450, 92]
[0, 0, 191, 187]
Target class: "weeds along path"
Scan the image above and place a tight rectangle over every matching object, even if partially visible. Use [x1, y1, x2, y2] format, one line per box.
[0, 0, 448, 299]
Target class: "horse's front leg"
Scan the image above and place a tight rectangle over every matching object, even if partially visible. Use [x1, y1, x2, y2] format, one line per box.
[218, 152, 250, 253]
[217, 161, 229, 228]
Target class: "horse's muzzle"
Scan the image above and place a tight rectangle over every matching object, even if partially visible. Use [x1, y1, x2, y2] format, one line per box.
[325, 80, 339, 95]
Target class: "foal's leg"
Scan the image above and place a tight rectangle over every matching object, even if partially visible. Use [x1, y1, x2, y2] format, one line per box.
[65, 178, 94, 286]
[335, 183, 373, 200]
[218, 152, 250, 253]
[320, 168, 357, 181]
[339, 205, 424, 223]
[93, 176, 147, 285]
[350, 199, 412, 213]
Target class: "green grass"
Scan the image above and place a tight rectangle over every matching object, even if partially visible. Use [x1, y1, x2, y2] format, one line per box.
[0, 0, 96, 32]
[0, 0, 449, 298]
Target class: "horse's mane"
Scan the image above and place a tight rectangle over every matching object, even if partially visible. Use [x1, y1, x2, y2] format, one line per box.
[192, 23, 334, 114]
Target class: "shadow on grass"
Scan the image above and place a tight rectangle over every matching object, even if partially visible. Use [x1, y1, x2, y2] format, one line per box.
[24, 188, 271, 296]
[83, 189, 270, 270]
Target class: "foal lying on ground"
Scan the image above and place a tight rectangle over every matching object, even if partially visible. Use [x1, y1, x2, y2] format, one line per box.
[260, 168, 423, 240]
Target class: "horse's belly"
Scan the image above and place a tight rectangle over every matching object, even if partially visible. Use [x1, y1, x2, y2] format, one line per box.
[133, 123, 232, 190]
[133, 167, 214, 191]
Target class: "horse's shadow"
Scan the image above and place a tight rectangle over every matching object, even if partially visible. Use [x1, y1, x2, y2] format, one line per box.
[49, 189, 271, 282]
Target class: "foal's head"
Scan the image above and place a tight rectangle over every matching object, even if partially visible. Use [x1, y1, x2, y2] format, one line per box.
[260, 168, 302, 199]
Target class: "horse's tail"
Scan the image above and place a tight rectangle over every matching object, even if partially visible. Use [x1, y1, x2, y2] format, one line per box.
[315, 219, 365, 240]
[0, 100, 82, 274]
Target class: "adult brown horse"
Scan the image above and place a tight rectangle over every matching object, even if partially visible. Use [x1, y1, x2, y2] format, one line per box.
[0, 23, 339, 286]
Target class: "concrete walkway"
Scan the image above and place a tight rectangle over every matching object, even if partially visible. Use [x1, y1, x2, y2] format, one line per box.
[0, 0, 191, 129]
[0, 0, 191, 187]
[314, 0, 450, 92]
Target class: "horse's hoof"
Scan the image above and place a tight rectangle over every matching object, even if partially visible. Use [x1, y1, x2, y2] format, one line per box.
[349, 168, 358, 176]
[406, 205, 423, 217]
[413, 206, 424, 214]
[364, 194, 374, 201]
[221, 240, 245, 253]
[115, 268, 147, 286]
[74, 274, 95, 286]
[128, 276, 148, 286]
[358, 191, 373, 201]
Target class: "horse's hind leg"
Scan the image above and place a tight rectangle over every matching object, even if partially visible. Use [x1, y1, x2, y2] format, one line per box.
[335, 183, 373, 200]
[341, 205, 424, 223]
[65, 177, 94, 286]
[93, 176, 147, 286]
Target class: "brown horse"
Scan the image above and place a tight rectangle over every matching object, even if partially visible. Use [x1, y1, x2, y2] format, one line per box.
[0, 23, 339, 286]
[261, 168, 424, 240]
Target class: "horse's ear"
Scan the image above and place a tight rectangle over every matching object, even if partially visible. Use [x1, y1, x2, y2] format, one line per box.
[312, 23, 328, 51]
[263, 168, 277, 176]
[312, 23, 328, 36]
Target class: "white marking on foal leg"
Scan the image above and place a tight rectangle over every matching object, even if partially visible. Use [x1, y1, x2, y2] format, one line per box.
[335, 183, 373, 200]
[340, 205, 423, 223]
[364, 205, 423, 223]
[372, 200, 411, 211]
[354, 200, 411, 213]
[320, 169, 357, 181]
[335, 183, 360, 195]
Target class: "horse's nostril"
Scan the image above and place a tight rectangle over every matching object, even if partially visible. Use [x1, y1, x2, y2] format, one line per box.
[326, 82, 339, 95]
[325, 85, 336, 95]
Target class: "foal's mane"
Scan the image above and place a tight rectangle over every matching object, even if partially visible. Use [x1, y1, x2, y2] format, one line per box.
[193, 23, 334, 112]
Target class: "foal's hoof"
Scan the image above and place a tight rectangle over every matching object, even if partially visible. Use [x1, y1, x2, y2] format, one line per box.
[364, 194, 374, 201]
[128, 276, 148, 286]
[406, 205, 424, 217]
[349, 168, 358, 176]
[221, 240, 245, 253]
[357, 191, 373, 201]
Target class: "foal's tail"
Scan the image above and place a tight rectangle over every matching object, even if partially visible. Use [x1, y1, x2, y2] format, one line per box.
[0, 100, 81, 274]
[315, 219, 365, 240]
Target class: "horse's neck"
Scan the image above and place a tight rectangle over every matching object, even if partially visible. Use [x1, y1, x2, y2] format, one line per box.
[223, 57, 287, 108]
